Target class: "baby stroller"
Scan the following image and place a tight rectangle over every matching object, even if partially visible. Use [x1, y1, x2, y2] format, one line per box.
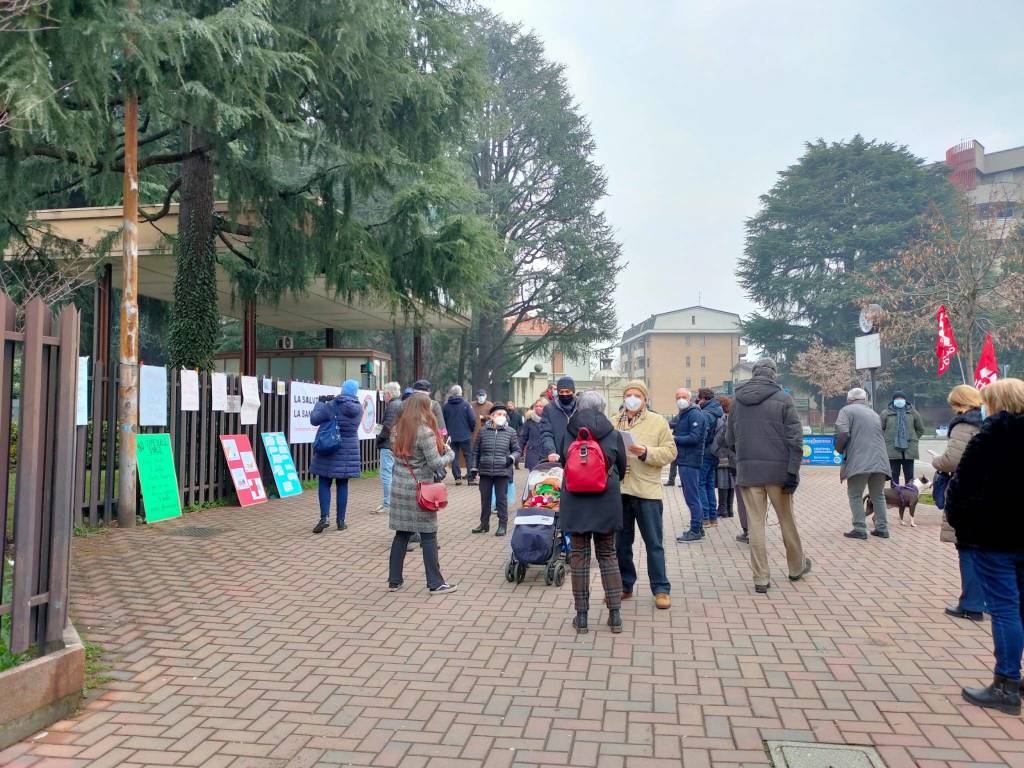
[504, 462, 569, 586]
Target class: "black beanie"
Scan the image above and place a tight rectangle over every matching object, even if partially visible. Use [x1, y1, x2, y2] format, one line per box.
[556, 376, 576, 392]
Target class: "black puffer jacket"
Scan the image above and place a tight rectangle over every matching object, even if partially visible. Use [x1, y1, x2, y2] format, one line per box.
[726, 375, 803, 487]
[472, 423, 521, 478]
[947, 411, 1024, 552]
[558, 409, 627, 534]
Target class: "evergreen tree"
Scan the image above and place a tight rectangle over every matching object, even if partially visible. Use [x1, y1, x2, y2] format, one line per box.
[739, 136, 956, 363]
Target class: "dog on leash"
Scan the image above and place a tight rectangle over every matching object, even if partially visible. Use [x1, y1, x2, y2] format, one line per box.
[864, 476, 932, 527]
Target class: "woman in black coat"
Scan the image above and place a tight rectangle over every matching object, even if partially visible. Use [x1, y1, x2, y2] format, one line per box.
[519, 399, 547, 470]
[947, 378, 1024, 716]
[558, 391, 628, 635]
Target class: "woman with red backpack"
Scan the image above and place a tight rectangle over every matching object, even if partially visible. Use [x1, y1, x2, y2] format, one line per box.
[558, 390, 628, 635]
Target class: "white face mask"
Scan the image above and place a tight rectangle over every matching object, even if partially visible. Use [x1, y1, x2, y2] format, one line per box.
[477, 395, 487, 404]
[493, 415, 507, 427]
[624, 395, 643, 412]
[677, 398, 690, 410]
[893, 398, 907, 409]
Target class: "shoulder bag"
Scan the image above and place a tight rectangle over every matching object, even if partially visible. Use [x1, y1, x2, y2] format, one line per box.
[402, 458, 448, 512]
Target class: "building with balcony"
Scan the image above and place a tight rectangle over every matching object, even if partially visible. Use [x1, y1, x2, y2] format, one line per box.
[946, 139, 1024, 232]
[619, 306, 747, 414]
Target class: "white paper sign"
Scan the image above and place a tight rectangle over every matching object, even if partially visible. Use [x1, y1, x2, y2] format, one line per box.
[276, 380, 287, 396]
[211, 372, 227, 411]
[287, 381, 379, 443]
[262, 377, 272, 394]
[76, 356, 89, 426]
[139, 364, 168, 426]
[180, 369, 199, 411]
[241, 375, 260, 425]
[226, 394, 241, 414]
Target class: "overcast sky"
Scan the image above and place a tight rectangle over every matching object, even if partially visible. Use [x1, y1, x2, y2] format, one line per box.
[483, 0, 1024, 334]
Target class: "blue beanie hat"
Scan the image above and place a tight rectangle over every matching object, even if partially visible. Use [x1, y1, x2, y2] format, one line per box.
[342, 379, 359, 397]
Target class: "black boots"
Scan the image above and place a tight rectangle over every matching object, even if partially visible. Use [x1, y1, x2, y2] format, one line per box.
[607, 609, 623, 633]
[717, 488, 735, 518]
[962, 676, 1022, 715]
[573, 612, 588, 634]
[495, 524, 507, 536]
[471, 524, 489, 534]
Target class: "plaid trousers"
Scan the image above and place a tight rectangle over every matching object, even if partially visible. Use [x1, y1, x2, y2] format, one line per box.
[570, 532, 623, 613]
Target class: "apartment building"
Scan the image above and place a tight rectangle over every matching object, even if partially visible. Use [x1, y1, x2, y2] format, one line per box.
[946, 139, 1024, 231]
[619, 306, 747, 415]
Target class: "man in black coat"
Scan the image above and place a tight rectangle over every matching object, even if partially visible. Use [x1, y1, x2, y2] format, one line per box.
[541, 376, 579, 461]
[726, 358, 811, 593]
[442, 385, 477, 485]
[506, 400, 525, 468]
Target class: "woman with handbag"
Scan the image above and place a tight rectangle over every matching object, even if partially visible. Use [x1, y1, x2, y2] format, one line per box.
[309, 379, 362, 534]
[933, 384, 985, 621]
[388, 394, 458, 594]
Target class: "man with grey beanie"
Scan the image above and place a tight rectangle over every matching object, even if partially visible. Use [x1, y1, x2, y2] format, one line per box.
[835, 387, 891, 540]
[726, 358, 811, 593]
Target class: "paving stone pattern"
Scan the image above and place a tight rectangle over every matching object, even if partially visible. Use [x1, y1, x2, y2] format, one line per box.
[3, 468, 1023, 768]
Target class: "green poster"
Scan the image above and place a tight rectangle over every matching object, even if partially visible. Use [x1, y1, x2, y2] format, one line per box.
[136, 433, 182, 523]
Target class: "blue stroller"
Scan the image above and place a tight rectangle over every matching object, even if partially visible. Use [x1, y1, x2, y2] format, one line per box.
[504, 462, 569, 586]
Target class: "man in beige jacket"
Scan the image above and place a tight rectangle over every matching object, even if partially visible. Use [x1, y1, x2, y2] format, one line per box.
[613, 380, 678, 609]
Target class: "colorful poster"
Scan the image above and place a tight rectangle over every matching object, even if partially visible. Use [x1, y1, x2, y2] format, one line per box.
[139, 364, 168, 426]
[241, 375, 260, 425]
[802, 435, 842, 466]
[136, 433, 182, 523]
[261, 432, 302, 498]
[211, 372, 228, 411]
[220, 434, 267, 506]
[180, 369, 200, 411]
[288, 381, 379, 443]
[76, 356, 89, 426]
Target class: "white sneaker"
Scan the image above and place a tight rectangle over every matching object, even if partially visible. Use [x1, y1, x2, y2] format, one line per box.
[373, 504, 386, 514]
[429, 583, 458, 595]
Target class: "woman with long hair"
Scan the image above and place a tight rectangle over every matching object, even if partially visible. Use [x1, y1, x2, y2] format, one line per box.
[388, 395, 457, 594]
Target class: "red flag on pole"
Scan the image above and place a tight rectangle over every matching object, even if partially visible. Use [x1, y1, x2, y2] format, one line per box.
[935, 305, 959, 376]
[973, 333, 999, 389]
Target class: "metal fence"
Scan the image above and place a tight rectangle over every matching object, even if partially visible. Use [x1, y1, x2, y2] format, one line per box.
[1, 295, 80, 656]
[75, 368, 382, 527]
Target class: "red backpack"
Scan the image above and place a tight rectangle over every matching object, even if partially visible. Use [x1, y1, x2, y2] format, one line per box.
[564, 427, 609, 493]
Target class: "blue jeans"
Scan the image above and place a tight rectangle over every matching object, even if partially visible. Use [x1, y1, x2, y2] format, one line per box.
[616, 495, 670, 595]
[699, 457, 718, 521]
[679, 465, 703, 535]
[973, 549, 1024, 681]
[958, 548, 987, 614]
[380, 448, 395, 508]
[318, 477, 349, 524]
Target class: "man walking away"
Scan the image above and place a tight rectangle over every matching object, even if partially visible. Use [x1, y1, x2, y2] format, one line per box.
[726, 358, 811, 593]
[835, 388, 891, 540]
[614, 381, 677, 608]
[541, 376, 579, 461]
[698, 388, 723, 528]
[442, 385, 476, 485]
[507, 401, 524, 468]
[673, 387, 708, 543]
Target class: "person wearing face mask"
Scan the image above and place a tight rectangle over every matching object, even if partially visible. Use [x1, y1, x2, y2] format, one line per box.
[880, 390, 925, 486]
[469, 405, 520, 536]
[613, 381, 677, 609]
[541, 377, 579, 462]
[471, 389, 493, 442]
[672, 387, 709, 543]
[519, 398, 548, 470]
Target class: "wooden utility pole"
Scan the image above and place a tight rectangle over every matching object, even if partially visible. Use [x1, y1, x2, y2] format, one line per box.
[117, 33, 140, 528]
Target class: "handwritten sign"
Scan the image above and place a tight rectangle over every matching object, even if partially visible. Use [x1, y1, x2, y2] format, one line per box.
[241, 375, 260, 425]
[261, 432, 302, 498]
[180, 369, 199, 411]
[136, 433, 182, 523]
[220, 434, 267, 506]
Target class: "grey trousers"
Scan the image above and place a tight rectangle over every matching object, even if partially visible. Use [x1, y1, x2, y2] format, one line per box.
[847, 472, 889, 534]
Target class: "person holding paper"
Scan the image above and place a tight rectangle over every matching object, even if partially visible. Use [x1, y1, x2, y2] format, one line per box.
[310, 379, 362, 534]
[613, 380, 676, 610]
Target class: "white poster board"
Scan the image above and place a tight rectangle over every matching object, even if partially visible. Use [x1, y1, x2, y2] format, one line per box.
[76, 356, 89, 426]
[287, 381, 379, 443]
[180, 369, 199, 411]
[855, 334, 882, 370]
[139, 364, 168, 426]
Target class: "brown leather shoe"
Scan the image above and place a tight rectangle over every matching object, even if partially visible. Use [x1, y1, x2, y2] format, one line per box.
[654, 593, 671, 610]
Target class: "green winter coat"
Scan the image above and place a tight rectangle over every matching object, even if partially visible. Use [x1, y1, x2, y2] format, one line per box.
[880, 405, 926, 460]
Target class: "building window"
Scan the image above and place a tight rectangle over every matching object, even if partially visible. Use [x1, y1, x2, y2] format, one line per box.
[702, 335, 707, 346]
[700, 377, 707, 388]
[685, 355, 691, 367]
[691, 315, 696, 325]
[685, 377, 692, 389]
[701, 356, 706, 368]
[685, 334, 691, 345]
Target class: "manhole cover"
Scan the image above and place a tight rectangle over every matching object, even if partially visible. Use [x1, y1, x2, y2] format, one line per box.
[767, 741, 887, 768]
[165, 526, 222, 539]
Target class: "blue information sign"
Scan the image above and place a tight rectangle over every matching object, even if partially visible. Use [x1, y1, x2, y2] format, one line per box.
[802, 435, 842, 466]
[261, 432, 303, 497]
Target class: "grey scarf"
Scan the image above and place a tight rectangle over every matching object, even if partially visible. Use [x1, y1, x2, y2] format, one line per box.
[894, 406, 909, 451]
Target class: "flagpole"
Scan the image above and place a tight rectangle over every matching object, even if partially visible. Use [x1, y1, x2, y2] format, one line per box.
[956, 353, 967, 385]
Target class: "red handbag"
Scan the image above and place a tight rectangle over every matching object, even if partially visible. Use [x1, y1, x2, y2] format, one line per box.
[403, 460, 448, 512]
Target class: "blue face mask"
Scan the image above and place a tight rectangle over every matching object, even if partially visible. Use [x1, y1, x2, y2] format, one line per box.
[893, 398, 907, 409]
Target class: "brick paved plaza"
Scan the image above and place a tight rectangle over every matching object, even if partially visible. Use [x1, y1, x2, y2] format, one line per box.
[3, 468, 1022, 768]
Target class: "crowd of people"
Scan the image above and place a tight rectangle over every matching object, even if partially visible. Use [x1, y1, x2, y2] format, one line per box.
[308, 367, 1024, 716]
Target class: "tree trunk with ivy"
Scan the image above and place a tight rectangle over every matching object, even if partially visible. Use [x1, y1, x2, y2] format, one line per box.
[168, 127, 219, 370]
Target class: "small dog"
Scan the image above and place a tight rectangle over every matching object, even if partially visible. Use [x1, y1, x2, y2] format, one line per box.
[865, 476, 932, 527]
